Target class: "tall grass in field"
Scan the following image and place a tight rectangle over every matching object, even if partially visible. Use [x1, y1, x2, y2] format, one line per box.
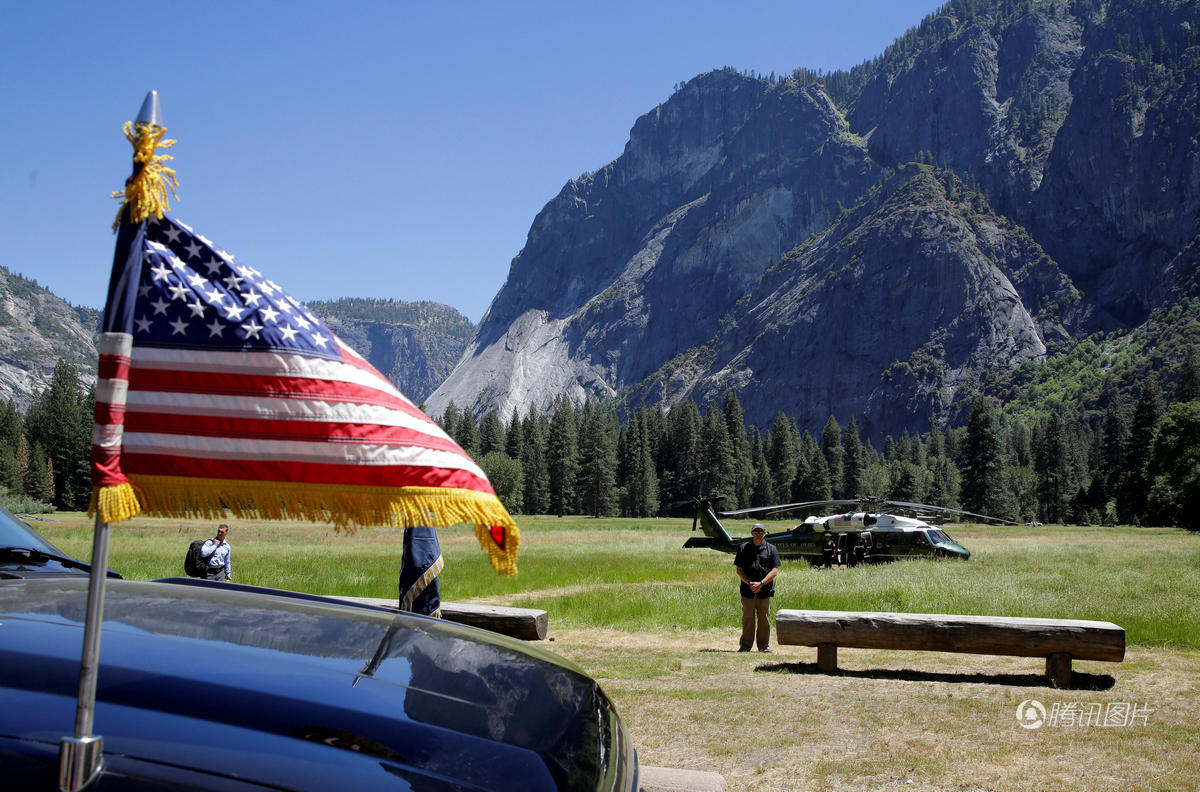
[32, 513, 1200, 649]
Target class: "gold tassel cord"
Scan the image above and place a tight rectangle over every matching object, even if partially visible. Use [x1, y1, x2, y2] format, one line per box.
[112, 121, 179, 231]
[91, 482, 144, 524]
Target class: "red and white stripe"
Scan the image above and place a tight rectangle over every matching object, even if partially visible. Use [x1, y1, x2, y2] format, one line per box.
[92, 333, 492, 493]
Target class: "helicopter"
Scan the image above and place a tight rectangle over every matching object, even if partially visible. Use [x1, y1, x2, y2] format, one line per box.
[680, 497, 1014, 565]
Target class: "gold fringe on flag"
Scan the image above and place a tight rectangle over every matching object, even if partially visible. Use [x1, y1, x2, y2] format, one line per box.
[111, 121, 179, 231]
[90, 475, 520, 576]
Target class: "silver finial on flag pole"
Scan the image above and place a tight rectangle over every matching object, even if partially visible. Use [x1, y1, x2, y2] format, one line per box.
[136, 90, 162, 126]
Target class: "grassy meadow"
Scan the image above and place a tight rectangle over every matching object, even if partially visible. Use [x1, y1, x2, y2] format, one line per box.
[29, 511, 1200, 791]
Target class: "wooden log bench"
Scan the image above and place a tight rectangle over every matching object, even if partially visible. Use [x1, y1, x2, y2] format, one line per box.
[331, 596, 549, 641]
[775, 609, 1125, 688]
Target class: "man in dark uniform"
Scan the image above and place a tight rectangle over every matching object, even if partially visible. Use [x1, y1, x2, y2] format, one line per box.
[734, 523, 782, 652]
[821, 532, 836, 568]
[854, 532, 869, 566]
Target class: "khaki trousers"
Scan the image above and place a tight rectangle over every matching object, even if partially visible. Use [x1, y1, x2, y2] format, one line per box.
[740, 596, 772, 651]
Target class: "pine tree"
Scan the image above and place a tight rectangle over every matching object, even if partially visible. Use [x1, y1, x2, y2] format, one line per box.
[1119, 376, 1164, 523]
[576, 404, 618, 517]
[547, 396, 579, 516]
[622, 408, 659, 517]
[478, 410, 506, 458]
[480, 452, 523, 514]
[822, 416, 845, 498]
[662, 401, 703, 503]
[520, 405, 550, 514]
[41, 456, 55, 504]
[800, 434, 833, 502]
[1008, 420, 1033, 469]
[960, 398, 1009, 518]
[645, 404, 667, 484]
[1034, 412, 1071, 522]
[1176, 346, 1200, 402]
[926, 424, 946, 459]
[722, 391, 754, 508]
[928, 455, 961, 509]
[0, 401, 22, 494]
[453, 409, 477, 457]
[790, 438, 814, 502]
[843, 416, 864, 498]
[24, 442, 48, 502]
[1098, 399, 1129, 506]
[701, 405, 737, 501]
[15, 435, 29, 497]
[1145, 401, 1200, 529]
[24, 359, 91, 509]
[438, 401, 460, 436]
[890, 460, 927, 503]
[767, 413, 798, 500]
[748, 448, 777, 504]
[505, 408, 523, 460]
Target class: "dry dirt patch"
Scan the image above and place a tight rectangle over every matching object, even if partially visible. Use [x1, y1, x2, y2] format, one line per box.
[544, 628, 1199, 792]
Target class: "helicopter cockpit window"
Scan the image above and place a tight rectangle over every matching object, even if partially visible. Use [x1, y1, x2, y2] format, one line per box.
[928, 530, 952, 544]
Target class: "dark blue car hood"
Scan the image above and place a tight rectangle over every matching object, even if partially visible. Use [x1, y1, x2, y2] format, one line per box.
[0, 578, 633, 791]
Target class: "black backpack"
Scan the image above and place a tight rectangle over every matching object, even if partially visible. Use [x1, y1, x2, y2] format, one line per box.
[184, 540, 208, 577]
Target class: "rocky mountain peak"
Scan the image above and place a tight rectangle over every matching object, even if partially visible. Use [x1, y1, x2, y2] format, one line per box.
[429, 0, 1200, 438]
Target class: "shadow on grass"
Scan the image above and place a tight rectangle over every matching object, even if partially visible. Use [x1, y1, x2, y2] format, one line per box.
[752, 660, 1117, 690]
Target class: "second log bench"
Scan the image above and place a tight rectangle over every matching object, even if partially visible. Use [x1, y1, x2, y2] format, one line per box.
[331, 596, 549, 641]
[775, 609, 1125, 688]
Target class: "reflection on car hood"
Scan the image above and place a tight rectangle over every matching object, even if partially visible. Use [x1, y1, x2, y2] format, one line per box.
[0, 546, 120, 580]
[0, 578, 632, 791]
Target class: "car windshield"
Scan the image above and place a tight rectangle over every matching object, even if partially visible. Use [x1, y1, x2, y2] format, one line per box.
[0, 507, 64, 555]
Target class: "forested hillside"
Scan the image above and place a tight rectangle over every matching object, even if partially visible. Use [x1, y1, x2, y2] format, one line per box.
[434, 342, 1199, 529]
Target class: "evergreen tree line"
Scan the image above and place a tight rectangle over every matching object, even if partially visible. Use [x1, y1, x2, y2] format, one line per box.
[441, 348, 1200, 530]
[3, 349, 1197, 531]
[0, 359, 94, 511]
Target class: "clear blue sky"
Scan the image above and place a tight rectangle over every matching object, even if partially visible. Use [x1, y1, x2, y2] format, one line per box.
[2, 1, 941, 323]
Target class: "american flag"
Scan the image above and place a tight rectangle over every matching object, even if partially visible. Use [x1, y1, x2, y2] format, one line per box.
[92, 214, 518, 574]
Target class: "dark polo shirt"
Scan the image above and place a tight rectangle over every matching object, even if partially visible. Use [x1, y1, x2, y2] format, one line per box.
[734, 540, 781, 599]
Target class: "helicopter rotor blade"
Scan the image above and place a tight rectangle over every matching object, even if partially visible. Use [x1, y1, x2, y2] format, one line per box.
[718, 500, 860, 519]
[667, 495, 727, 507]
[717, 496, 1016, 526]
[878, 500, 1017, 526]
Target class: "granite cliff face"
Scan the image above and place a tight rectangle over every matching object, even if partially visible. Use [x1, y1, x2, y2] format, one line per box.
[623, 165, 1080, 435]
[0, 267, 99, 412]
[320, 316, 468, 405]
[431, 72, 883, 419]
[429, 0, 1200, 435]
[852, 0, 1200, 328]
[270, 298, 474, 406]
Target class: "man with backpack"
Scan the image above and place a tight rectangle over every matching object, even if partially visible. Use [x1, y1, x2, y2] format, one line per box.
[201, 524, 233, 582]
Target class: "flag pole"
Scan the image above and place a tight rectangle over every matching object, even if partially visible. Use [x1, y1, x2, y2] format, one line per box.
[58, 513, 112, 792]
[59, 90, 162, 792]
